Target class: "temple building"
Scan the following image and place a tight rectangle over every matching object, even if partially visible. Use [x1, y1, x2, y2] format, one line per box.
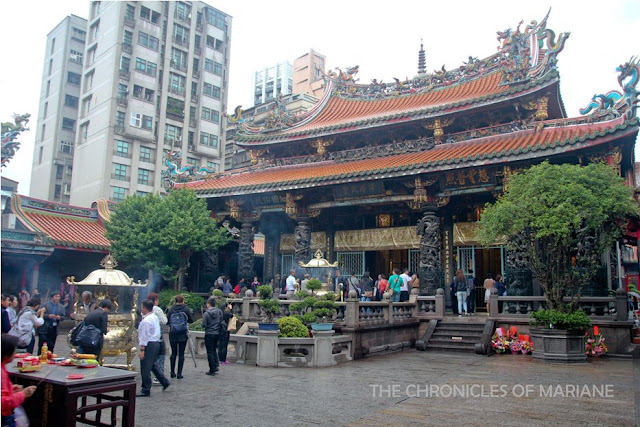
[169, 14, 639, 308]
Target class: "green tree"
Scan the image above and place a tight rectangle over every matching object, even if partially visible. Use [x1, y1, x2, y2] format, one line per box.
[478, 161, 637, 312]
[105, 188, 231, 289]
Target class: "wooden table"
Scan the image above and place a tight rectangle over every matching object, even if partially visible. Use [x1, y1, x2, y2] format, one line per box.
[7, 363, 136, 427]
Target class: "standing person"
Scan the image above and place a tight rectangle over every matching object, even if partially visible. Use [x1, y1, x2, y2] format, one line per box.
[166, 294, 194, 379]
[495, 274, 506, 313]
[300, 274, 310, 292]
[399, 269, 411, 302]
[466, 270, 476, 315]
[250, 277, 260, 294]
[285, 269, 297, 293]
[484, 273, 495, 313]
[12, 298, 45, 354]
[454, 270, 468, 316]
[18, 290, 30, 311]
[7, 296, 17, 327]
[77, 299, 112, 358]
[147, 292, 167, 386]
[347, 272, 361, 298]
[201, 297, 222, 376]
[136, 299, 170, 397]
[37, 291, 66, 354]
[377, 274, 389, 301]
[218, 303, 234, 366]
[388, 269, 402, 303]
[1, 295, 11, 333]
[449, 280, 459, 315]
[360, 272, 374, 302]
[333, 270, 343, 294]
[2, 335, 38, 427]
[271, 274, 281, 294]
[222, 278, 233, 296]
[72, 291, 97, 318]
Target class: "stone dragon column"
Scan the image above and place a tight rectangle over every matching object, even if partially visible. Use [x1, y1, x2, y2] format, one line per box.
[416, 206, 441, 295]
[293, 216, 311, 271]
[237, 220, 255, 281]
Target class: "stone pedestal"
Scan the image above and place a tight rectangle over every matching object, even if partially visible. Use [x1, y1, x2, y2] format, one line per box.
[256, 329, 279, 367]
[530, 328, 586, 363]
[312, 330, 336, 367]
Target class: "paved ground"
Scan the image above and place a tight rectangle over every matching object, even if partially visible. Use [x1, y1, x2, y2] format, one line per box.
[45, 323, 640, 426]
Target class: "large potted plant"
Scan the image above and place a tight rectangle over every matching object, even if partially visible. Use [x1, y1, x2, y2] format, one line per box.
[478, 162, 637, 362]
[310, 293, 338, 331]
[257, 285, 280, 330]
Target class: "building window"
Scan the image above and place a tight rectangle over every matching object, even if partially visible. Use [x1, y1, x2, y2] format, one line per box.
[62, 118, 76, 131]
[199, 132, 218, 148]
[140, 6, 160, 24]
[115, 111, 125, 128]
[56, 165, 64, 179]
[117, 83, 128, 99]
[54, 185, 62, 199]
[115, 140, 129, 157]
[205, 7, 226, 30]
[167, 97, 185, 117]
[136, 191, 148, 197]
[138, 168, 150, 185]
[212, 85, 221, 99]
[135, 58, 157, 77]
[60, 140, 73, 154]
[169, 72, 186, 93]
[114, 163, 128, 181]
[90, 22, 99, 42]
[81, 123, 89, 142]
[112, 186, 126, 202]
[67, 165, 73, 175]
[67, 71, 81, 85]
[50, 38, 55, 55]
[203, 83, 213, 97]
[213, 61, 223, 75]
[138, 32, 159, 51]
[206, 161, 217, 171]
[69, 49, 83, 64]
[204, 59, 213, 72]
[65, 95, 79, 108]
[123, 29, 133, 45]
[45, 81, 50, 97]
[170, 48, 188, 70]
[165, 124, 183, 145]
[43, 102, 48, 117]
[130, 112, 152, 130]
[71, 27, 86, 41]
[186, 157, 197, 165]
[173, 24, 190, 46]
[120, 56, 131, 72]
[175, 2, 191, 20]
[125, 4, 135, 20]
[82, 96, 92, 116]
[201, 107, 219, 123]
[139, 146, 152, 162]
[38, 146, 43, 164]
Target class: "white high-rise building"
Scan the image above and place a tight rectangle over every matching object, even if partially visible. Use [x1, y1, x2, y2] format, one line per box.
[56, 1, 232, 207]
[250, 61, 293, 107]
[30, 15, 88, 204]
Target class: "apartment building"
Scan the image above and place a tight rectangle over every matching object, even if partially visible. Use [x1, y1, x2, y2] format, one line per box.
[250, 60, 293, 107]
[65, 1, 231, 207]
[292, 49, 326, 98]
[30, 15, 88, 203]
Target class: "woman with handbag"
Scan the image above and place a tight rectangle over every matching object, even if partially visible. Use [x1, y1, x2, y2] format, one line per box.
[9, 298, 45, 354]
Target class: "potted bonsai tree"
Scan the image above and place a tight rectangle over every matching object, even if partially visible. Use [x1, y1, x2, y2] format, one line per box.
[310, 293, 339, 331]
[257, 284, 281, 330]
[478, 162, 637, 362]
[305, 278, 323, 296]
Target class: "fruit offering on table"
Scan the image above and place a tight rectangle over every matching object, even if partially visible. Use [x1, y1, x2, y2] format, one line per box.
[14, 353, 30, 359]
[74, 359, 99, 369]
[59, 359, 75, 366]
[46, 351, 57, 360]
[72, 353, 97, 360]
[18, 364, 42, 373]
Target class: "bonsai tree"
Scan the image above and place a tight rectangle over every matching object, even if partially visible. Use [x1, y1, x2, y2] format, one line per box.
[311, 297, 338, 323]
[478, 161, 637, 319]
[276, 316, 310, 338]
[257, 284, 280, 323]
[305, 278, 323, 296]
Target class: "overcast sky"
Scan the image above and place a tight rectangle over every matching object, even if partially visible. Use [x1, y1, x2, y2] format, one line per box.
[1, 0, 638, 196]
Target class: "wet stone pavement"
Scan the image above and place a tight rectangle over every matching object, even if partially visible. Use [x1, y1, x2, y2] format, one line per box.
[48, 324, 639, 427]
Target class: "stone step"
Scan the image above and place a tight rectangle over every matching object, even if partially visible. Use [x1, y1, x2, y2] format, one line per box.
[428, 338, 478, 346]
[431, 331, 482, 339]
[424, 343, 476, 353]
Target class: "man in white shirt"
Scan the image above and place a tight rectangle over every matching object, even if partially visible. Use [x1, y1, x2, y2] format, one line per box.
[137, 299, 170, 397]
[399, 269, 411, 302]
[147, 292, 168, 385]
[285, 270, 297, 293]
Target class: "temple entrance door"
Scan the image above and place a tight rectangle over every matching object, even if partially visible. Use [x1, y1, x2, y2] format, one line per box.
[372, 250, 408, 277]
[457, 246, 505, 311]
[281, 254, 294, 276]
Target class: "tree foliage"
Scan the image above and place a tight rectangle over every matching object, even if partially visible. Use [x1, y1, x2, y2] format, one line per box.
[105, 188, 231, 289]
[478, 161, 637, 312]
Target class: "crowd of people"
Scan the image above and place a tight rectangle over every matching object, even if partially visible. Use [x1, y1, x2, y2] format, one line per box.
[449, 270, 508, 316]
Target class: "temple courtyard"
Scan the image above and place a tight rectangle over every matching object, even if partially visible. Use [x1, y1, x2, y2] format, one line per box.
[48, 323, 639, 426]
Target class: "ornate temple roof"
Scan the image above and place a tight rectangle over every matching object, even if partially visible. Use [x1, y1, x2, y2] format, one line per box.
[186, 116, 639, 196]
[232, 13, 570, 146]
[9, 195, 112, 252]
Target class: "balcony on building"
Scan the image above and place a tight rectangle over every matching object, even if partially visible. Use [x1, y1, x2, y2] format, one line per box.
[122, 42, 132, 54]
[166, 109, 184, 121]
[116, 95, 128, 107]
[194, 44, 201, 56]
[171, 36, 189, 48]
[190, 93, 199, 103]
[124, 15, 135, 28]
[113, 125, 126, 135]
[168, 86, 186, 97]
[170, 59, 187, 73]
[119, 69, 130, 81]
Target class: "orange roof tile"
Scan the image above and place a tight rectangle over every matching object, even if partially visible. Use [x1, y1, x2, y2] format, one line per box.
[188, 116, 639, 196]
[236, 70, 559, 144]
[11, 196, 110, 251]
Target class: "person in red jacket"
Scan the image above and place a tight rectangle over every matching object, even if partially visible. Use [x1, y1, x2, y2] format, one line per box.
[2, 334, 37, 426]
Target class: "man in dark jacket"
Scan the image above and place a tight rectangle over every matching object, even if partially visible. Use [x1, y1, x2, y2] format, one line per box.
[217, 303, 234, 365]
[166, 294, 194, 379]
[1, 294, 11, 333]
[38, 291, 67, 354]
[77, 299, 112, 358]
[201, 297, 222, 376]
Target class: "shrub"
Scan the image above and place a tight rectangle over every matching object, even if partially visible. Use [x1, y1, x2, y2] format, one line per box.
[212, 289, 224, 297]
[188, 318, 204, 331]
[289, 301, 306, 314]
[306, 279, 322, 295]
[257, 285, 273, 300]
[158, 289, 205, 312]
[530, 309, 591, 331]
[301, 312, 318, 325]
[277, 316, 310, 338]
[295, 290, 310, 300]
[258, 298, 280, 322]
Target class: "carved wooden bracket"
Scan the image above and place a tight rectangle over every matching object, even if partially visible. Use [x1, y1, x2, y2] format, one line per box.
[423, 116, 455, 143]
[310, 138, 335, 156]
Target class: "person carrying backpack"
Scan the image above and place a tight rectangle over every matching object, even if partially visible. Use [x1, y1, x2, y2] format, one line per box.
[166, 294, 194, 379]
[388, 269, 402, 303]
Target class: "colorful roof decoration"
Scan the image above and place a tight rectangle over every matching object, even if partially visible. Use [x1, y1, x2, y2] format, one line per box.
[10, 195, 111, 252]
[185, 115, 639, 196]
[233, 12, 569, 145]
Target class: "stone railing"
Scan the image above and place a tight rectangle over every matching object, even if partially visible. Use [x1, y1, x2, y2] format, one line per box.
[488, 288, 629, 321]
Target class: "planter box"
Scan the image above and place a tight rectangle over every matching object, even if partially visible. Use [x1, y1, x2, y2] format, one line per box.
[311, 323, 334, 331]
[530, 328, 586, 363]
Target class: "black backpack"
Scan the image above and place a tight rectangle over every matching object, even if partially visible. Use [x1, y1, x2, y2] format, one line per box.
[70, 320, 85, 346]
[169, 311, 188, 335]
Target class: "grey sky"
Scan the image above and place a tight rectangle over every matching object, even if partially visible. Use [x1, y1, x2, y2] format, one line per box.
[2, 0, 638, 195]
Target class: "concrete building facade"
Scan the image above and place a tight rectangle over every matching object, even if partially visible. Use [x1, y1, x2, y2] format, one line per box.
[30, 15, 88, 204]
[67, 1, 231, 207]
[250, 61, 293, 107]
[292, 49, 325, 98]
